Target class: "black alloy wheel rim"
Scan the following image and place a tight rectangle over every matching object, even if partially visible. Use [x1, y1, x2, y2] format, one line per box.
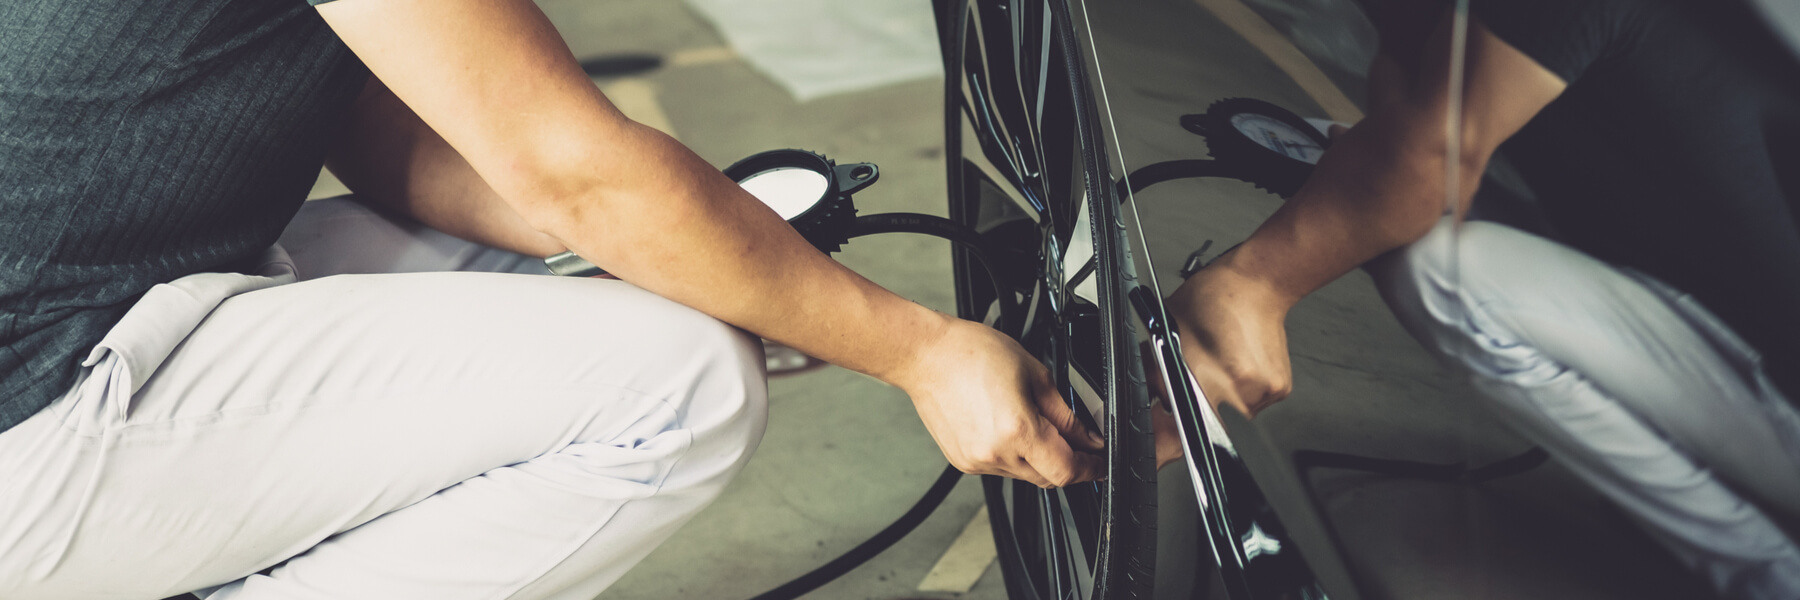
[938, 1, 1158, 599]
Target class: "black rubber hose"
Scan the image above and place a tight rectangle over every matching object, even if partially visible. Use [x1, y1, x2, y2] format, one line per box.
[847, 212, 1022, 334]
[848, 212, 986, 248]
[1114, 159, 1232, 199]
[1291, 445, 1552, 598]
[746, 464, 965, 600]
[743, 214, 1019, 600]
[1293, 446, 1550, 484]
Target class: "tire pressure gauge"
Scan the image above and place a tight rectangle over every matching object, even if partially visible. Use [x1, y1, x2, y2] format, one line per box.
[1180, 98, 1328, 199]
[723, 149, 877, 254]
[545, 149, 879, 277]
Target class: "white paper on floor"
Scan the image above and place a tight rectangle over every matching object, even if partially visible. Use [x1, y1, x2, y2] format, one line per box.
[684, 0, 941, 101]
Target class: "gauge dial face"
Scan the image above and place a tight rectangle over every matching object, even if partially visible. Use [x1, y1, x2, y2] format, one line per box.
[1230, 112, 1324, 164]
[739, 167, 830, 220]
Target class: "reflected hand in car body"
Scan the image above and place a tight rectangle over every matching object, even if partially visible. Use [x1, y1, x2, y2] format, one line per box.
[1166, 10, 1561, 419]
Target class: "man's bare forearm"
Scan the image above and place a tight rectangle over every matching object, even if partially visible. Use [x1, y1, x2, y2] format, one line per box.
[1213, 105, 1474, 309]
[335, 84, 951, 386]
[1211, 20, 1563, 308]
[518, 121, 953, 386]
[1168, 17, 1570, 416]
[315, 76, 942, 387]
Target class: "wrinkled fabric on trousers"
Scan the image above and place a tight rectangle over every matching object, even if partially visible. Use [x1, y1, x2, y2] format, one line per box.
[0, 197, 768, 600]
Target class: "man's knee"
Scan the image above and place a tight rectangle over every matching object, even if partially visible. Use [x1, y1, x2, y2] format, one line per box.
[547, 294, 768, 500]
[655, 304, 770, 468]
[1366, 222, 1585, 387]
[502, 278, 770, 469]
[689, 313, 769, 432]
[1370, 221, 1567, 333]
[1366, 224, 1477, 355]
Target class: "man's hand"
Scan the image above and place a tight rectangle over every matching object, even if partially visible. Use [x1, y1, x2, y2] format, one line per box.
[1139, 342, 1194, 471]
[1167, 256, 1297, 419]
[897, 319, 1105, 488]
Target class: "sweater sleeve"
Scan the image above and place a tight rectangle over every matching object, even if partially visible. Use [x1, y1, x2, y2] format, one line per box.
[1469, 0, 1644, 84]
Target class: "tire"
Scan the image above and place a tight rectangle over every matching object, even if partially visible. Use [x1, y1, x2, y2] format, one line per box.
[938, 1, 1157, 598]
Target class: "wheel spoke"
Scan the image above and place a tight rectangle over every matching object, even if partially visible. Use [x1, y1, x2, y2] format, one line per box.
[985, 475, 1048, 600]
[1058, 488, 1099, 599]
[1061, 483, 1102, 567]
[949, 2, 1155, 599]
[1036, 491, 1070, 600]
[1010, 479, 1049, 587]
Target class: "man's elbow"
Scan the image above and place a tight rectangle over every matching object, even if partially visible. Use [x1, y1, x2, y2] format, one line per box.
[1356, 111, 1493, 248]
[489, 123, 658, 239]
[1371, 188, 1448, 249]
[1319, 120, 1450, 248]
[508, 185, 602, 243]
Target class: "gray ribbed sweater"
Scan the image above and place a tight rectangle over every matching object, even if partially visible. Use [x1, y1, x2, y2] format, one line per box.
[0, 0, 369, 432]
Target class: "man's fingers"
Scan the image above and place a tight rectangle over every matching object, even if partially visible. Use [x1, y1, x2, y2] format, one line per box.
[1180, 338, 1273, 419]
[979, 463, 1037, 485]
[1001, 461, 1053, 489]
[951, 456, 1036, 484]
[1033, 372, 1105, 452]
[1018, 420, 1105, 488]
[963, 422, 1103, 489]
[1185, 352, 1244, 417]
[1152, 402, 1185, 470]
[1140, 341, 1169, 403]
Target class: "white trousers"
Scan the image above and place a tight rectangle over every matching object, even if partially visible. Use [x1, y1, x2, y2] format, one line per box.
[1369, 222, 1800, 599]
[0, 197, 769, 600]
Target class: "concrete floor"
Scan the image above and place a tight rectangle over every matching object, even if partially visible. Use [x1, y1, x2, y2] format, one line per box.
[303, 1, 1718, 599]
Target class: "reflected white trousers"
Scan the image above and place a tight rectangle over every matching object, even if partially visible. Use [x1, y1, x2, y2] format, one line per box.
[0, 197, 768, 600]
[1370, 222, 1800, 599]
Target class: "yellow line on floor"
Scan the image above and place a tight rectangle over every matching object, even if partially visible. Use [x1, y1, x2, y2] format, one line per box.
[666, 45, 736, 68]
[917, 505, 997, 593]
[1193, 0, 1364, 123]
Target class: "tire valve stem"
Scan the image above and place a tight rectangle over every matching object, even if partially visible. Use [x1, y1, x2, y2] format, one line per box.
[1179, 240, 1215, 279]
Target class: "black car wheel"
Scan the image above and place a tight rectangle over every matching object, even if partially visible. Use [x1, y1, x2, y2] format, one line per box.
[937, 1, 1158, 599]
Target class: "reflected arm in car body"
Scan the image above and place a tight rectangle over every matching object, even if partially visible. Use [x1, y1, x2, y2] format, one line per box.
[1170, 14, 1567, 418]
[311, 0, 1104, 487]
